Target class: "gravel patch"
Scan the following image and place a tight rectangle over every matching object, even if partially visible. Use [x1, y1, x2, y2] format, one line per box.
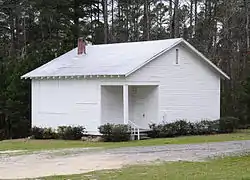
[0, 140, 250, 179]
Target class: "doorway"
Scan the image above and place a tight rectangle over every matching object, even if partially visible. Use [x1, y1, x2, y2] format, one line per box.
[129, 85, 159, 129]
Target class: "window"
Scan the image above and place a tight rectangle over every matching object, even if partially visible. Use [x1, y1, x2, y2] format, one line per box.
[175, 49, 179, 65]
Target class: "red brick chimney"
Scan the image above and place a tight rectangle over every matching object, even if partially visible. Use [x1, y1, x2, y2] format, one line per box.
[78, 37, 86, 55]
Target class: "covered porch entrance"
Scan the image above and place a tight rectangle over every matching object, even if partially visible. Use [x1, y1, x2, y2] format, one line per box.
[101, 84, 159, 130]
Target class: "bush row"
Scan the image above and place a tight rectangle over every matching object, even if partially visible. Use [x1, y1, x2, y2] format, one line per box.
[148, 117, 239, 138]
[31, 126, 85, 140]
[30, 116, 240, 142]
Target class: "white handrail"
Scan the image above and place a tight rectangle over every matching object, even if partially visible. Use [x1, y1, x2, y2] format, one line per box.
[128, 120, 139, 128]
[128, 120, 140, 140]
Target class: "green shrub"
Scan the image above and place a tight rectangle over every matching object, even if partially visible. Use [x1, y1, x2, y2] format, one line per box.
[57, 126, 85, 140]
[31, 127, 57, 139]
[171, 120, 193, 136]
[98, 123, 113, 141]
[99, 123, 130, 142]
[219, 117, 239, 133]
[148, 123, 161, 138]
[31, 126, 85, 140]
[148, 120, 192, 138]
[31, 126, 45, 139]
[148, 123, 173, 138]
[159, 123, 177, 137]
[191, 120, 220, 135]
[42, 128, 57, 139]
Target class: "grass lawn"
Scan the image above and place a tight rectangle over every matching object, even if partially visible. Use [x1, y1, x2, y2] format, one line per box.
[0, 129, 250, 152]
[37, 154, 250, 180]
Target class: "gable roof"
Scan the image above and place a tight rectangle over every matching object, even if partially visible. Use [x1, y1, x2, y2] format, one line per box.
[21, 38, 229, 79]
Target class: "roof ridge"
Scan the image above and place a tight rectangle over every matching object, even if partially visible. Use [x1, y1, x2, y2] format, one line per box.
[87, 38, 183, 47]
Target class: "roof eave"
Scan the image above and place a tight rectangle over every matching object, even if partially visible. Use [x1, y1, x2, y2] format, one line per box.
[220, 73, 230, 80]
[20, 74, 126, 80]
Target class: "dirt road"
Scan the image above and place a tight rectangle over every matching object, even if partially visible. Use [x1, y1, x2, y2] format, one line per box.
[0, 140, 250, 179]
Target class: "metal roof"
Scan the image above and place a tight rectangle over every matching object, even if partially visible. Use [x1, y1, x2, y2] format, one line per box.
[21, 38, 229, 79]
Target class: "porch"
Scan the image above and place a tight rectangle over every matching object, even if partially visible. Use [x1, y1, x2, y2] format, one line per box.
[100, 84, 159, 131]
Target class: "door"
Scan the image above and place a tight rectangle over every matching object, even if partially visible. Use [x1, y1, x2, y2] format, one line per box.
[132, 92, 147, 128]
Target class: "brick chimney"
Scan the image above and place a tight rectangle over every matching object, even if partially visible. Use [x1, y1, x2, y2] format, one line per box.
[77, 37, 86, 55]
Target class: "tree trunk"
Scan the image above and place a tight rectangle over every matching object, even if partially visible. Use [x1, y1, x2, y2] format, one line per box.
[169, 0, 173, 38]
[205, 0, 208, 19]
[90, 2, 94, 41]
[190, 0, 193, 38]
[73, 0, 80, 46]
[126, 3, 129, 41]
[15, 16, 20, 51]
[9, 12, 16, 56]
[245, 0, 250, 50]
[194, 0, 198, 31]
[174, 0, 179, 38]
[102, 0, 108, 44]
[143, 0, 149, 40]
[148, 1, 151, 39]
[23, 15, 27, 57]
[212, 0, 218, 59]
[118, 0, 121, 21]
[132, 1, 137, 41]
[97, 0, 100, 22]
[111, 0, 114, 39]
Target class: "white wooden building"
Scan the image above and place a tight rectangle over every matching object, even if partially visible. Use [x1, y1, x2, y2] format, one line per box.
[21, 38, 229, 135]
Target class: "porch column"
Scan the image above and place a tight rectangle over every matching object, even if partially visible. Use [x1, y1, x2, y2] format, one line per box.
[123, 84, 129, 124]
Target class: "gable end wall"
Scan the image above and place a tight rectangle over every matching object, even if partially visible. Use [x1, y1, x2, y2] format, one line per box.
[127, 44, 221, 123]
